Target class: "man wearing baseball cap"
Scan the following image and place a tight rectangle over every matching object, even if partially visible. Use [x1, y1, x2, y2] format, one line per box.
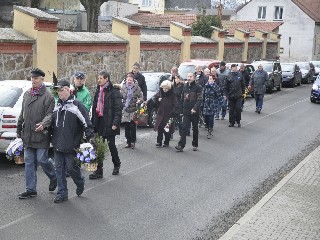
[73, 71, 92, 112]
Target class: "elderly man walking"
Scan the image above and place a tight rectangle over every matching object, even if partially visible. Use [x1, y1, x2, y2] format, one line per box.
[51, 79, 94, 203]
[248, 63, 269, 114]
[16, 68, 57, 199]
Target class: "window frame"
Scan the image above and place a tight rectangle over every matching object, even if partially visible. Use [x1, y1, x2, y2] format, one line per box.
[142, 0, 152, 7]
[257, 6, 267, 20]
[274, 6, 284, 21]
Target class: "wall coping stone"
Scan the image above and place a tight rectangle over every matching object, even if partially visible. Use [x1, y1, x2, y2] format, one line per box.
[112, 17, 142, 27]
[211, 26, 229, 34]
[267, 39, 278, 43]
[14, 6, 60, 22]
[170, 21, 191, 30]
[235, 28, 250, 34]
[256, 29, 269, 34]
[57, 31, 127, 44]
[225, 37, 244, 43]
[191, 36, 217, 43]
[248, 37, 263, 43]
[140, 34, 181, 43]
[0, 28, 34, 43]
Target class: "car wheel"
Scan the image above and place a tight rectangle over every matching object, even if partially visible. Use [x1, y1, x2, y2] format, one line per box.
[290, 79, 295, 88]
[310, 98, 316, 103]
[266, 81, 273, 94]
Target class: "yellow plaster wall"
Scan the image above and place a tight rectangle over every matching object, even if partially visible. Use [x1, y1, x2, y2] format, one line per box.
[255, 31, 267, 59]
[211, 30, 224, 61]
[13, 10, 37, 39]
[112, 20, 130, 40]
[234, 30, 249, 62]
[169, 23, 190, 62]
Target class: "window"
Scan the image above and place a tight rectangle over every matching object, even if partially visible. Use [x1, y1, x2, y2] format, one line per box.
[258, 6, 266, 20]
[274, 6, 283, 20]
[142, 0, 152, 7]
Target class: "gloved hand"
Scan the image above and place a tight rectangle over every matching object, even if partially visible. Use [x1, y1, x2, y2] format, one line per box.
[88, 137, 96, 148]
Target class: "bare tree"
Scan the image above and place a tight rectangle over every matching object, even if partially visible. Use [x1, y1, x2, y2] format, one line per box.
[80, 0, 107, 32]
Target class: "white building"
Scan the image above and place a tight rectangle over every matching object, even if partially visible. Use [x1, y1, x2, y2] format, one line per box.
[232, 0, 320, 62]
[128, 0, 165, 14]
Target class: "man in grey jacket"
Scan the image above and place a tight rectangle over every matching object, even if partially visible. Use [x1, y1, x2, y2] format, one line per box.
[248, 63, 269, 114]
[16, 68, 57, 199]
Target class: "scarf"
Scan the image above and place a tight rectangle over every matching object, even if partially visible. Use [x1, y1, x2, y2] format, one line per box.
[31, 83, 44, 97]
[96, 82, 109, 117]
[125, 83, 135, 109]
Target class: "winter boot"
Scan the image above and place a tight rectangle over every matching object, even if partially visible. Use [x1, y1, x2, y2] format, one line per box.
[207, 128, 213, 139]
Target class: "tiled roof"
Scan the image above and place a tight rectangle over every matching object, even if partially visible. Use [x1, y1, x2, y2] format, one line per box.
[222, 20, 283, 36]
[128, 13, 197, 28]
[292, 0, 320, 23]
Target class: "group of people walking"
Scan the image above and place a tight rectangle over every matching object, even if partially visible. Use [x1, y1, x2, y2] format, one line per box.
[16, 60, 269, 203]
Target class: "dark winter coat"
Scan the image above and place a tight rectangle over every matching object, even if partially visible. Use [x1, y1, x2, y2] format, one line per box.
[240, 69, 251, 86]
[133, 72, 148, 101]
[195, 71, 206, 87]
[224, 71, 245, 99]
[202, 83, 224, 116]
[91, 83, 123, 136]
[249, 69, 269, 95]
[52, 96, 94, 153]
[173, 82, 184, 114]
[17, 85, 55, 149]
[153, 88, 178, 133]
[180, 81, 203, 115]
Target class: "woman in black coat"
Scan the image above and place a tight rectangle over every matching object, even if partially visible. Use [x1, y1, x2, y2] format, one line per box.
[153, 80, 178, 147]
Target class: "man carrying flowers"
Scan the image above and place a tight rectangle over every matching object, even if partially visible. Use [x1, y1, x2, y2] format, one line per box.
[51, 79, 94, 203]
[16, 68, 57, 199]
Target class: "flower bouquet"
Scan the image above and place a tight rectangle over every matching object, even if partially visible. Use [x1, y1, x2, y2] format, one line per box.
[75, 134, 109, 172]
[164, 118, 174, 133]
[133, 104, 148, 125]
[6, 138, 24, 164]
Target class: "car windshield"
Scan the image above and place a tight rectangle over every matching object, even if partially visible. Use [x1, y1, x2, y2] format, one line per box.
[281, 64, 294, 72]
[253, 62, 273, 72]
[296, 62, 310, 70]
[178, 65, 196, 80]
[143, 74, 160, 92]
[312, 62, 320, 68]
[0, 86, 23, 107]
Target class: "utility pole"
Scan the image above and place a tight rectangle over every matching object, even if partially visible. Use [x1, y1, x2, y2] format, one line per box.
[218, 0, 222, 21]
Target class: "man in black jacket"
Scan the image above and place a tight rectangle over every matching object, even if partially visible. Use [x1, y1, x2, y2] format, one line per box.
[132, 62, 147, 101]
[89, 71, 123, 179]
[175, 72, 203, 152]
[52, 79, 94, 203]
[224, 64, 245, 127]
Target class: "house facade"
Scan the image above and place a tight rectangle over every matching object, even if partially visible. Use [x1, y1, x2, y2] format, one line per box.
[232, 0, 320, 62]
[128, 0, 165, 14]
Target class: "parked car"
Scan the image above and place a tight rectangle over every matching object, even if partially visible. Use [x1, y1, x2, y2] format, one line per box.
[178, 59, 220, 80]
[121, 72, 172, 127]
[310, 61, 320, 82]
[295, 62, 315, 84]
[310, 75, 320, 103]
[251, 60, 282, 93]
[280, 63, 302, 87]
[226, 63, 255, 96]
[0, 80, 52, 153]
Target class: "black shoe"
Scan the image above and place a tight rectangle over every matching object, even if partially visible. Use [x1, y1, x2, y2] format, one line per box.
[163, 143, 169, 147]
[255, 108, 259, 113]
[155, 143, 162, 147]
[131, 143, 135, 149]
[124, 144, 131, 148]
[175, 145, 183, 152]
[112, 166, 120, 175]
[76, 183, 84, 196]
[18, 191, 37, 199]
[257, 110, 261, 114]
[228, 123, 234, 127]
[89, 171, 103, 180]
[192, 146, 198, 151]
[49, 178, 57, 192]
[237, 123, 241, 128]
[54, 195, 68, 203]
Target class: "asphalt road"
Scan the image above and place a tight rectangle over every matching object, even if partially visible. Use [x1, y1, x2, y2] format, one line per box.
[0, 84, 319, 240]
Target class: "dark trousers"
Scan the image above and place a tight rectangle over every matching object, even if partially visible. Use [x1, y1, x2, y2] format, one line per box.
[178, 114, 199, 148]
[124, 121, 136, 144]
[96, 135, 121, 174]
[204, 115, 214, 129]
[157, 121, 171, 145]
[228, 98, 242, 124]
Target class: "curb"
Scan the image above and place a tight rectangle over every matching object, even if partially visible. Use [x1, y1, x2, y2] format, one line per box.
[219, 145, 320, 240]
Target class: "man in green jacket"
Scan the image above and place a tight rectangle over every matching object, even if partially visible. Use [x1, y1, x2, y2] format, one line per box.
[73, 71, 92, 112]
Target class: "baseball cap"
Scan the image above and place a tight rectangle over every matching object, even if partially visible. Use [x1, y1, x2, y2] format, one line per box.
[231, 64, 238, 68]
[30, 68, 45, 77]
[74, 71, 85, 79]
[54, 79, 70, 89]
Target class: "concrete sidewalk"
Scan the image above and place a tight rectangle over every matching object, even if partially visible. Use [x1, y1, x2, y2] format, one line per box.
[219, 146, 320, 240]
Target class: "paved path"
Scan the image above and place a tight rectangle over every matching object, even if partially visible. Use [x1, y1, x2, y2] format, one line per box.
[219, 145, 320, 240]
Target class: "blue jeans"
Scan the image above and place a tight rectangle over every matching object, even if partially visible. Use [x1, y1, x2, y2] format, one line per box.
[24, 148, 56, 192]
[204, 115, 214, 129]
[54, 151, 85, 198]
[215, 99, 227, 118]
[255, 94, 264, 110]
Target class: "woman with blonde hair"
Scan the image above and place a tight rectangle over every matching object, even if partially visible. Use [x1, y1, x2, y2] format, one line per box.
[153, 80, 178, 147]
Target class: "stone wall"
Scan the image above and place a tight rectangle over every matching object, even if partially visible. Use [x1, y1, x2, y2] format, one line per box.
[190, 48, 218, 59]
[57, 50, 127, 93]
[140, 49, 181, 72]
[0, 53, 33, 80]
[248, 46, 263, 63]
[224, 46, 243, 62]
[266, 44, 278, 59]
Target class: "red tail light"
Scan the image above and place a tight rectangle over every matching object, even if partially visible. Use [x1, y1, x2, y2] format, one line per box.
[2, 125, 17, 128]
[3, 115, 16, 118]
